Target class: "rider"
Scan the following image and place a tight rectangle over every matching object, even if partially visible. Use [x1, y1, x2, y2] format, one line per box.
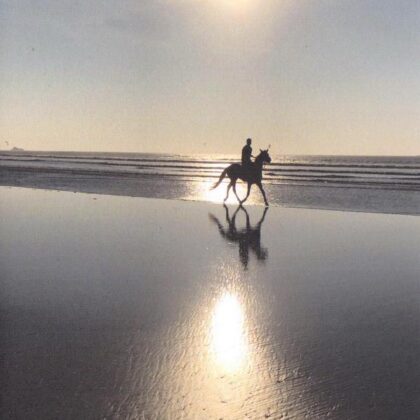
[241, 138, 254, 170]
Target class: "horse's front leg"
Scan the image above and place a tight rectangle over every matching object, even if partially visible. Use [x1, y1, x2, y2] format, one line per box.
[240, 183, 252, 206]
[257, 182, 269, 207]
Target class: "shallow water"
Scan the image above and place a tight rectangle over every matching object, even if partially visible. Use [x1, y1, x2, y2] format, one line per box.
[1, 151, 420, 189]
[1, 170, 420, 215]
[1, 187, 420, 419]
[2, 151, 420, 215]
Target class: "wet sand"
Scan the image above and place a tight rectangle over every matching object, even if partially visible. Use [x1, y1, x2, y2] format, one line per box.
[1, 167, 420, 215]
[1, 187, 420, 419]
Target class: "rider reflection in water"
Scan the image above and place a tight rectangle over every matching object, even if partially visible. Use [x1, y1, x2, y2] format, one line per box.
[209, 205, 268, 270]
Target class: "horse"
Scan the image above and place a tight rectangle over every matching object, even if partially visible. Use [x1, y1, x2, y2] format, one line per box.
[211, 149, 272, 206]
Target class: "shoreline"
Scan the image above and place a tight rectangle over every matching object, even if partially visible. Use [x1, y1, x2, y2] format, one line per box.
[1, 167, 419, 215]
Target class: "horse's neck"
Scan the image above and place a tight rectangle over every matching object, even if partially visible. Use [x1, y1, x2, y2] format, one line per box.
[254, 156, 264, 169]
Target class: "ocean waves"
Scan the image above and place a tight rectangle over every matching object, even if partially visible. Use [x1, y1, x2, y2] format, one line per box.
[1, 151, 419, 190]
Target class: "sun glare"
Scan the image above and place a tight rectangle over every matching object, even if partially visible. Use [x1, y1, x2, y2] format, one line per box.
[201, 180, 247, 204]
[211, 292, 248, 373]
[208, 0, 258, 16]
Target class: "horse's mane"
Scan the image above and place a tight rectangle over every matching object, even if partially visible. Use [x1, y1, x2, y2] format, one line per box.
[255, 150, 268, 164]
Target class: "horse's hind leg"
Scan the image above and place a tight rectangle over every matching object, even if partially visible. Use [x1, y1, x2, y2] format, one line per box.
[240, 183, 252, 205]
[232, 181, 241, 204]
[224, 181, 233, 202]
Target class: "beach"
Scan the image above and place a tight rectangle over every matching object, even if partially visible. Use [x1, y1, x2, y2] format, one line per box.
[3, 0, 419, 416]
[1, 152, 420, 215]
[2, 186, 419, 419]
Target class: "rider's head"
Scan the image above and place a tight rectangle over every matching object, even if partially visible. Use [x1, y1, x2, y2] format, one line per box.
[246, 138, 252, 146]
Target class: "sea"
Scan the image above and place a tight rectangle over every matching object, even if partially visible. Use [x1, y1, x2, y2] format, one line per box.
[1, 151, 419, 214]
[1, 151, 420, 188]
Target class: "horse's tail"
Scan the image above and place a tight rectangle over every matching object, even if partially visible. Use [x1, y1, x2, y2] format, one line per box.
[211, 167, 229, 190]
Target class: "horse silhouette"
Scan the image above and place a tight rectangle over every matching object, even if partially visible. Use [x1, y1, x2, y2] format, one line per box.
[211, 149, 272, 206]
[209, 205, 268, 269]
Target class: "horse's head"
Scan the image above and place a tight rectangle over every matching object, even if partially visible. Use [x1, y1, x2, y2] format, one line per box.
[258, 148, 272, 164]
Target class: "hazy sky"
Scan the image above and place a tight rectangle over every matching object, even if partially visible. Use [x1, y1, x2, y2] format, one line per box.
[1, 0, 419, 155]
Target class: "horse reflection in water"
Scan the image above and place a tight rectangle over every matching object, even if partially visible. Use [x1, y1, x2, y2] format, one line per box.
[209, 205, 268, 269]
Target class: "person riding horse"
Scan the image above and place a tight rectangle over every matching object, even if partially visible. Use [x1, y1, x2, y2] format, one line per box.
[211, 140, 272, 206]
[241, 138, 254, 171]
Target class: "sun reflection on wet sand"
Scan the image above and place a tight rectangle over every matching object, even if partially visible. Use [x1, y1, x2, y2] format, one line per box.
[192, 179, 250, 204]
[211, 292, 248, 373]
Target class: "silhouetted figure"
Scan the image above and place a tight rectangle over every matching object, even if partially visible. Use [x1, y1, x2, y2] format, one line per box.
[211, 148, 272, 206]
[209, 205, 268, 269]
[241, 138, 253, 169]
